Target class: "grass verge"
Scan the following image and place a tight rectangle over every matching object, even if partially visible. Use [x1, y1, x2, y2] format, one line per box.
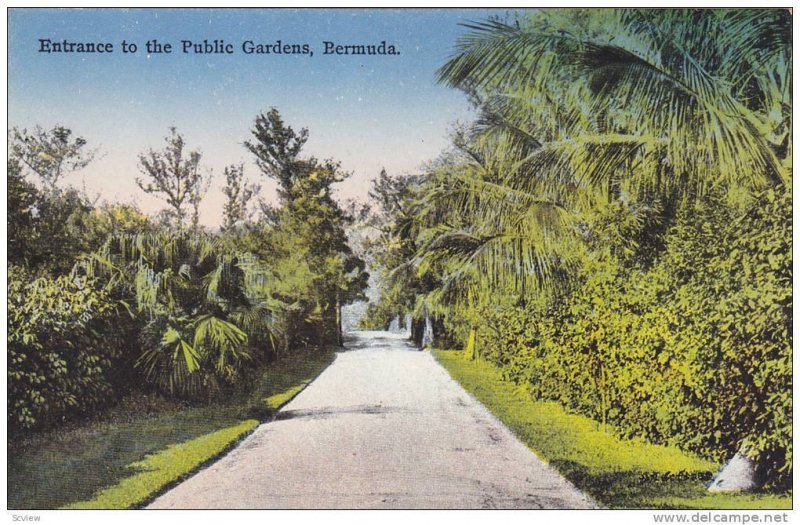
[8, 349, 336, 510]
[433, 349, 792, 510]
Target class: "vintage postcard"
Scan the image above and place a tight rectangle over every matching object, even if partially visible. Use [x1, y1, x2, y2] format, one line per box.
[5, 4, 793, 520]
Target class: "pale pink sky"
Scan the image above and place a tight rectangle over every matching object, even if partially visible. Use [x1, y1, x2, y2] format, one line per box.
[8, 8, 504, 227]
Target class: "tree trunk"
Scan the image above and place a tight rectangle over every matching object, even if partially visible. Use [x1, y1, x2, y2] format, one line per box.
[465, 327, 477, 360]
[335, 296, 343, 347]
[410, 317, 425, 348]
[422, 315, 434, 348]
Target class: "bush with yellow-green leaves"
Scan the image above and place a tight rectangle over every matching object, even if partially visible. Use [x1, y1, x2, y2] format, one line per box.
[8, 266, 123, 430]
[475, 189, 791, 489]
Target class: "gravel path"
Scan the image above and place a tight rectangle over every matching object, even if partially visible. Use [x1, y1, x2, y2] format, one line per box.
[148, 331, 596, 509]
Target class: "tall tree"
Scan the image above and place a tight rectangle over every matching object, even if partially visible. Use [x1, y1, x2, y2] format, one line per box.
[8, 147, 98, 274]
[244, 107, 309, 203]
[243, 108, 368, 346]
[136, 127, 207, 230]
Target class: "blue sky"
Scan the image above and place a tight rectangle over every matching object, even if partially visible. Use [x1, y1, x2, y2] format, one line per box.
[8, 8, 514, 227]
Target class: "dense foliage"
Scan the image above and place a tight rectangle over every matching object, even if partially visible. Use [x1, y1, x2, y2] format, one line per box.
[77, 232, 280, 399]
[8, 113, 367, 431]
[6, 8, 792, 495]
[8, 266, 123, 428]
[474, 189, 790, 487]
[365, 9, 791, 489]
[238, 109, 369, 347]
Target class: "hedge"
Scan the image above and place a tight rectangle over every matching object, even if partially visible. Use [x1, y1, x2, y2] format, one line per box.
[472, 189, 791, 489]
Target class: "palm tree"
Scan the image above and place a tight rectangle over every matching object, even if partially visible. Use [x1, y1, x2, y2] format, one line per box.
[437, 9, 790, 197]
[74, 231, 285, 397]
[428, 8, 791, 486]
[405, 130, 581, 355]
[414, 9, 790, 350]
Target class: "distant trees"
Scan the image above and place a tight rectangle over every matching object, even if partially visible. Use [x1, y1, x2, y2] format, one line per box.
[136, 127, 208, 230]
[10, 125, 97, 191]
[222, 164, 260, 230]
[359, 169, 432, 342]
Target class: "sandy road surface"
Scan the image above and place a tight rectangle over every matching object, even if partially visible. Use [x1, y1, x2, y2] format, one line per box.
[148, 331, 596, 509]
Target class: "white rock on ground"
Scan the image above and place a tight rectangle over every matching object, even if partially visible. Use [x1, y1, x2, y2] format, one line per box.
[148, 330, 597, 509]
[708, 452, 758, 492]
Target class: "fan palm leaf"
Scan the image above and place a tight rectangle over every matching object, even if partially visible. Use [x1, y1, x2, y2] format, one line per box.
[72, 230, 287, 397]
[438, 10, 791, 194]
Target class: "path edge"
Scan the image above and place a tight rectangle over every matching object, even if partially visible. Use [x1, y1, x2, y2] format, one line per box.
[135, 350, 340, 510]
[430, 349, 602, 510]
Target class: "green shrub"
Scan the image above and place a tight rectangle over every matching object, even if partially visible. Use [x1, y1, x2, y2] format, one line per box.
[475, 189, 792, 489]
[8, 266, 121, 430]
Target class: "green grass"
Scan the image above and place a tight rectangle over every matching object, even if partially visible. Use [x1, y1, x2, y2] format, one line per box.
[8, 349, 336, 510]
[62, 419, 260, 509]
[433, 349, 792, 510]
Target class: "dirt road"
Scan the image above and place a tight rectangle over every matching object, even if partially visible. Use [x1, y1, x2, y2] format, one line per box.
[148, 331, 595, 509]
